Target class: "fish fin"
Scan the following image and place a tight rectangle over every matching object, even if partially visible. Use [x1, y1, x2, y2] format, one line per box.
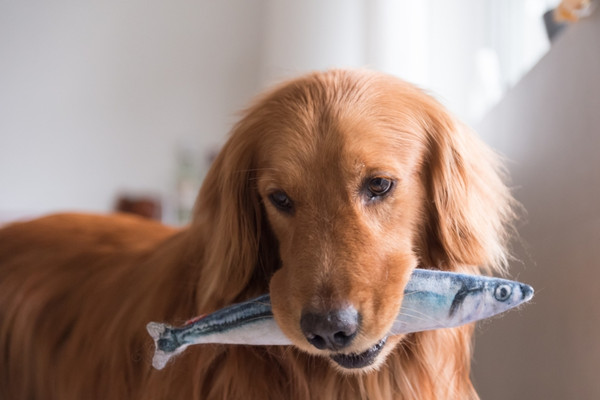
[146, 322, 181, 370]
[151, 347, 187, 370]
[146, 321, 166, 341]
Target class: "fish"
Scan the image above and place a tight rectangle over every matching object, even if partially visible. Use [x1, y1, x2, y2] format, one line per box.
[147, 269, 533, 370]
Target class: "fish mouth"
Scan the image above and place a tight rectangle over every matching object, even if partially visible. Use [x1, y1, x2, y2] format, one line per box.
[330, 337, 387, 369]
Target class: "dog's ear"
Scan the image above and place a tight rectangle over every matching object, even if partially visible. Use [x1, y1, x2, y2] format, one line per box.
[190, 117, 279, 309]
[420, 108, 516, 274]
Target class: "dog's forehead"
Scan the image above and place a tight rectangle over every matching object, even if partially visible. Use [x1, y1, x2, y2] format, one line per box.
[257, 111, 425, 194]
[254, 73, 430, 192]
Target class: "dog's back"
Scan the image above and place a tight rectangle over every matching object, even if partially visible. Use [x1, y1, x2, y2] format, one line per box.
[0, 214, 346, 399]
[0, 214, 181, 399]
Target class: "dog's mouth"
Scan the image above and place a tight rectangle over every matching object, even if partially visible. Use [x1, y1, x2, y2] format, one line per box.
[329, 337, 387, 369]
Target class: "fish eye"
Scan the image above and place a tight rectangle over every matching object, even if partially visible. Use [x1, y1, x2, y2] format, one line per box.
[494, 284, 512, 302]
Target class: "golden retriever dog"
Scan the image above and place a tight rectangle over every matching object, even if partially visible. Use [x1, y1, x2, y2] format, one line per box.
[0, 69, 515, 399]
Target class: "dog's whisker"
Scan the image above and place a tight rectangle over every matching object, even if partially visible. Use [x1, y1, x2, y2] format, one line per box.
[395, 307, 445, 324]
[402, 290, 428, 296]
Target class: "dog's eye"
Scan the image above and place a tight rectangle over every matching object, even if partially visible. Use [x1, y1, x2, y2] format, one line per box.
[366, 177, 393, 199]
[268, 190, 294, 213]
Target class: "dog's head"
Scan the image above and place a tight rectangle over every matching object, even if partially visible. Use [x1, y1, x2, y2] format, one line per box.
[194, 70, 514, 372]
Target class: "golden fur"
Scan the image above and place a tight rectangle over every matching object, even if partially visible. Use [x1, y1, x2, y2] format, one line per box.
[0, 70, 515, 399]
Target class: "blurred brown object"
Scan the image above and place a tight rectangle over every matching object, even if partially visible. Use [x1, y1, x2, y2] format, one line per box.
[554, 0, 594, 22]
[115, 195, 162, 220]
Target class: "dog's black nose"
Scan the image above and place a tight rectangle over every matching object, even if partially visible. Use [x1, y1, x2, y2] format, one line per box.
[300, 306, 359, 351]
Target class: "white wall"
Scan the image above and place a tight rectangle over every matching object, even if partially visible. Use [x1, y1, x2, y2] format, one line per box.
[472, 8, 600, 399]
[1, 0, 557, 223]
[260, 0, 365, 86]
[0, 0, 265, 222]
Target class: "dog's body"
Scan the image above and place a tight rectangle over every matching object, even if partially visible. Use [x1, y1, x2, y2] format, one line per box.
[0, 70, 515, 399]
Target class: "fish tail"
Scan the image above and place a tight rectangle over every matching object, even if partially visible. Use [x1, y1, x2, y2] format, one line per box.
[146, 322, 186, 370]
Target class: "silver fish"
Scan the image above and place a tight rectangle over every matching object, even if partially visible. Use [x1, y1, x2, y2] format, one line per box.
[147, 269, 533, 370]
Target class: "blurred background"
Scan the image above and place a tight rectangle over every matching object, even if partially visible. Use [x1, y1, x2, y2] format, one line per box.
[1, 0, 598, 398]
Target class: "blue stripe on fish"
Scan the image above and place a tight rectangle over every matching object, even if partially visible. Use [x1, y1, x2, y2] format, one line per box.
[449, 281, 484, 318]
[157, 294, 273, 352]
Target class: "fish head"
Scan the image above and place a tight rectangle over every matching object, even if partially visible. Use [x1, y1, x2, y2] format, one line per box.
[481, 280, 534, 317]
[450, 278, 534, 324]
